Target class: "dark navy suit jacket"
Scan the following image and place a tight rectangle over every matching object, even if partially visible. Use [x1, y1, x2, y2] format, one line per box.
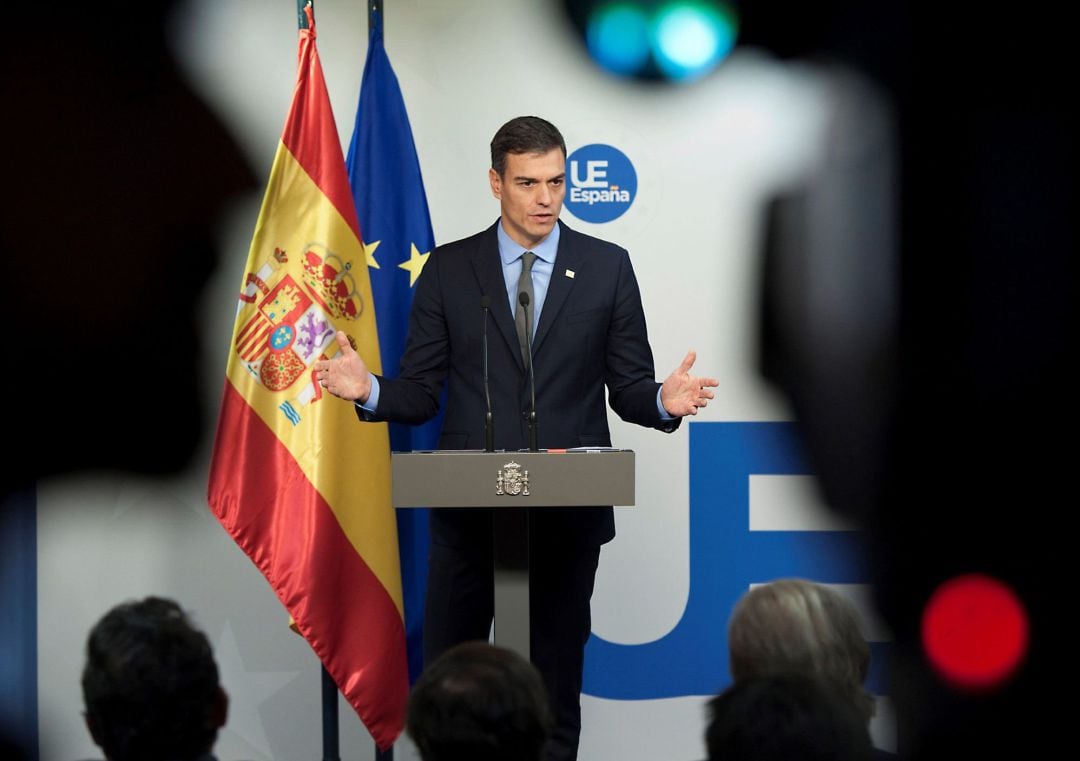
[366, 219, 678, 547]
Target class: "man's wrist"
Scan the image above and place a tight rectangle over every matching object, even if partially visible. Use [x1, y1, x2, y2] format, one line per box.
[357, 375, 381, 413]
[656, 387, 675, 421]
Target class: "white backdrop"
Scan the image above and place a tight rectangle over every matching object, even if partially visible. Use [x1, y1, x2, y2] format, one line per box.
[36, 2, 890, 759]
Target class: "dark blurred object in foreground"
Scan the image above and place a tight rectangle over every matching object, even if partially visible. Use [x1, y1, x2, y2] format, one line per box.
[750, 2, 1073, 758]
[82, 596, 228, 761]
[0, 4, 254, 757]
[705, 675, 874, 761]
[407, 641, 553, 761]
[0, 2, 254, 494]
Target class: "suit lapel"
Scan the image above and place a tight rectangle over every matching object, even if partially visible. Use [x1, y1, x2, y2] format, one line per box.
[470, 221, 525, 372]
[533, 221, 581, 355]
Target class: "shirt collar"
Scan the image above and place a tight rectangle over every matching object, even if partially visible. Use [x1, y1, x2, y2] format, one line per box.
[497, 219, 561, 266]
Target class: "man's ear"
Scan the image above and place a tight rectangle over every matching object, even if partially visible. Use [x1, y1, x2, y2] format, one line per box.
[489, 167, 502, 199]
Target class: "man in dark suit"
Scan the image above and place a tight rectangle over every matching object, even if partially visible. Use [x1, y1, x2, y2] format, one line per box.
[316, 116, 716, 760]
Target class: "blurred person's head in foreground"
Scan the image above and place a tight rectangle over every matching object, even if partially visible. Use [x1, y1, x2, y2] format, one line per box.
[407, 641, 553, 761]
[728, 578, 874, 723]
[706, 674, 873, 761]
[82, 597, 227, 761]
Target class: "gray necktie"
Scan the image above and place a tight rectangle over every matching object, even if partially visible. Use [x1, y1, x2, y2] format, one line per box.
[515, 251, 537, 364]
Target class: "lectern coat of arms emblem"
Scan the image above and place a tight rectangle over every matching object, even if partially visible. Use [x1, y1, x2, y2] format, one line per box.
[496, 461, 530, 496]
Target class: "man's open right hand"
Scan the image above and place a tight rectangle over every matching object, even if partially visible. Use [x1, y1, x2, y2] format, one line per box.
[314, 330, 372, 403]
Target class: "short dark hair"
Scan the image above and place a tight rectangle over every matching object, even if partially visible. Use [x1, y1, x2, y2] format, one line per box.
[490, 116, 567, 177]
[705, 675, 874, 761]
[81, 597, 223, 761]
[406, 641, 553, 761]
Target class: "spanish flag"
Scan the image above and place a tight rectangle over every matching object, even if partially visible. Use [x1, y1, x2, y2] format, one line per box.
[207, 5, 406, 749]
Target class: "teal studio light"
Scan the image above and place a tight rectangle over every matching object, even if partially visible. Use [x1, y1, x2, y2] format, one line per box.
[580, 1, 739, 82]
[586, 3, 652, 76]
[651, 1, 738, 81]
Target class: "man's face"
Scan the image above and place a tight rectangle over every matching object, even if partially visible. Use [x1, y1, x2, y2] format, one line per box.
[489, 148, 566, 248]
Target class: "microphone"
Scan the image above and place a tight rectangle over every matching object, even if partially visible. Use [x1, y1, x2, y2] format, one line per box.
[481, 295, 494, 452]
[518, 291, 538, 452]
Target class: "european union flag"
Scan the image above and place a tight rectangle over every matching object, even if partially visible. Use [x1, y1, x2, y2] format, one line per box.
[346, 8, 441, 684]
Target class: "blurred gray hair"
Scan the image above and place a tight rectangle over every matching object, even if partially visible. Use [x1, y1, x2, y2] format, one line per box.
[728, 579, 875, 722]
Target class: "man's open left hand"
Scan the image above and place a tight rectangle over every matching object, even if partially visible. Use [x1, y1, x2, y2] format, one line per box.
[661, 350, 718, 417]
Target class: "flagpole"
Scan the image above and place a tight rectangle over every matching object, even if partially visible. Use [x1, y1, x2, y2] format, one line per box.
[320, 666, 340, 761]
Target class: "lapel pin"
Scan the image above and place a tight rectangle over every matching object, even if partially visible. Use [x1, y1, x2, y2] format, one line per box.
[565, 269, 575, 279]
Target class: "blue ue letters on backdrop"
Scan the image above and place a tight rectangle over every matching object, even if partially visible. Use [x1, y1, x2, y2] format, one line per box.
[584, 422, 888, 699]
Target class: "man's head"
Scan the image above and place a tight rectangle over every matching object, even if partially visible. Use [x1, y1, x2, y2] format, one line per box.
[81, 597, 227, 761]
[705, 675, 874, 761]
[406, 641, 553, 761]
[728, 579, 874, 722]
[490, 116, 567, 178]
[489, 116, 567, 248]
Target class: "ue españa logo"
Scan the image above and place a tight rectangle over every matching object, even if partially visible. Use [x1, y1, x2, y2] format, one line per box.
[565, 144, 637, 223]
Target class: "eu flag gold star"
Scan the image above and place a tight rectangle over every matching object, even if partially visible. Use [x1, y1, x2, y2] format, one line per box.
[398, 243, 431, 287]
[363, 240, 381, 269]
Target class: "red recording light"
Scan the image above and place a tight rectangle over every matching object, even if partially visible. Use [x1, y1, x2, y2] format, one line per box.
[921, 573, 1029, 692]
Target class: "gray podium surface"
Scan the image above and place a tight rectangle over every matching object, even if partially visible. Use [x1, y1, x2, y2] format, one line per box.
[391, 449, 635, 659]
[392, 449, 635, 508]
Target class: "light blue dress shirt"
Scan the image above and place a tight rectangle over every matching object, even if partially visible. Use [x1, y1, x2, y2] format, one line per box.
[497, 219, 558, 337]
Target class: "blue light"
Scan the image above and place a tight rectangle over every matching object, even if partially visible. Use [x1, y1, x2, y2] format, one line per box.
[586, 4, 652, 77]
[652, 2, 737, 81]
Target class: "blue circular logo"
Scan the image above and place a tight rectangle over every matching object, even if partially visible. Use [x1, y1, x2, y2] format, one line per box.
[564, 144, 637, 224]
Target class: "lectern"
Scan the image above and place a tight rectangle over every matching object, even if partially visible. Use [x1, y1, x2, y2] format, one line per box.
[391, 449, 635, 658]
